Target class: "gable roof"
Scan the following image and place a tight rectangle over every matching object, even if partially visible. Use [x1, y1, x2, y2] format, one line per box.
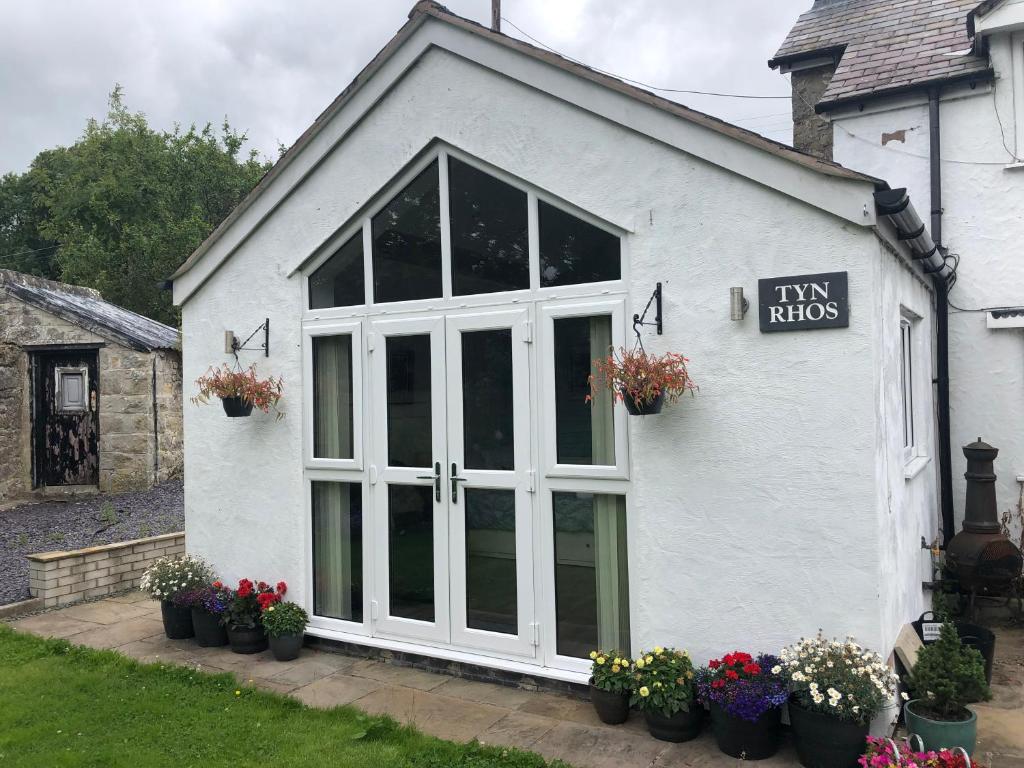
[0, 270, 179, 352]
[170, 2, 888, 302]
[770, 0, 993, 110]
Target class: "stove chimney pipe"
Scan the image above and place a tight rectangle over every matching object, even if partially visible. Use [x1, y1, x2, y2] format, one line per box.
[491, 0, 501, 32]
[962, 438, 1001, 533]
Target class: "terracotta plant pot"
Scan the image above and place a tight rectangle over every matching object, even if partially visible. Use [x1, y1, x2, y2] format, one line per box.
[221, 396, 253, 417]
[226, 624, 268, 654]
[709, 702, 781, 760]
[588, 680, 629, 724]
[268, 632, 304, 662]
[622, 390, 664, 416]
[904, 699, 978, 755]
[191, 607, 228, 647]
[644, 706, 704, 743]
[160, 601, 194, 640]
[789, 697, 868, 768]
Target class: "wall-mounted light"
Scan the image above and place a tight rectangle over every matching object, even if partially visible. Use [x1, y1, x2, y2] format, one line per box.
[730, 287, 749, 321]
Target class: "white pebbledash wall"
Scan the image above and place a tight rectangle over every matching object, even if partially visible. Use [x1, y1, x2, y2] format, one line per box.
[830, 31, 1024, 542]
[180, 26, 933, 665]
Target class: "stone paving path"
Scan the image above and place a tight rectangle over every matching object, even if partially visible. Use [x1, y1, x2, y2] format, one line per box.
[6, 593, 1023, 768]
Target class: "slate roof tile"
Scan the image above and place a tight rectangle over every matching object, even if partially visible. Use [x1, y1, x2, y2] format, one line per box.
[771, 0, 991, 105]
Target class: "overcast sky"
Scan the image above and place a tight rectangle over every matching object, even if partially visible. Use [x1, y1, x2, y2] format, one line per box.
[0, 0, 810, 175]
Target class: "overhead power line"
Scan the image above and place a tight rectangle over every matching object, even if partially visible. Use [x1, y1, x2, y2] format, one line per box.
[500, 17, 791, 100]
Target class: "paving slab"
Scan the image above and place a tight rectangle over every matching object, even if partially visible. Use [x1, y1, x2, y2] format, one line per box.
[106, 590, 150, 604]
[58, 600, 152, 625]
[8, 612, 96, 639]
[352, 686, 509, 743]
[292, 672, 383, 708]
[267, 654, 357, 686]
[432, 677, 540, 709]
[70, 617, 166, 650]
[477, 710, 561, 751]
[348, 658, 450, 691]
[974, 703, 1024, 758]
[532, 720, 667, 768]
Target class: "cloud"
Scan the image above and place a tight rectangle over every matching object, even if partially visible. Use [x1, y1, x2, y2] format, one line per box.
[0, 0, 806, 174]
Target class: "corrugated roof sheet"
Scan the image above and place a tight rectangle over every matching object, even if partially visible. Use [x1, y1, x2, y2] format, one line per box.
[0, 270, 179, 351]
[771, 0, 992, 108]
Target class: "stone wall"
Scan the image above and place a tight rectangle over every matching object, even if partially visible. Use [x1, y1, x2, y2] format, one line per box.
[27, 532, 185, 608]
[791, 62, 837, 161]
[0, 286, 184, 499]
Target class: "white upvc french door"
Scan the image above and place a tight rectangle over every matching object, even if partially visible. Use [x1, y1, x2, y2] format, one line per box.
[369, 315, 450, 644]
[445, 308, 536, 658]
[367, 308, 536, 658]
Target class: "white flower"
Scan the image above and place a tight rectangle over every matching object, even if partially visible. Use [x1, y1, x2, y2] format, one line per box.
[901, 692, 909, 701]
[828, 698, 838, 707]
[771, 665, 781, 675]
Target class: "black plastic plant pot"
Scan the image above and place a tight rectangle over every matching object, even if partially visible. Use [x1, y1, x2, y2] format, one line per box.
[644, 706, 704, 743]
[911, 612, 996, 684]
[191, 607, 229, 647]
[221, 396, 254, 418]
[622, 390, 664, 416]
[160, 601, 195, 640]
[788, 697, 868, 768]
[709, 702, 782, 760]
[226, 624, 268, 654]
[269, 633, 304, 662]
[588, 680, 630, 724]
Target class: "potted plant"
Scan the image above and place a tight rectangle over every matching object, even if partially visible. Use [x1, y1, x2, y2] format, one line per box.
[696, 651, 788, 760]
[632, 647, 703, 742]
[192, 364, 284, 418]
[905, 622, 990, 754]
[587, 649, 633, 724]
[186, 581, 232, 647]
[139, 555, 214, 640]
[859, 735, 985, 768]
[222, 579, 285, 654]
[588, 347, 697, 416]
[782, 632, 900, 768]
[261, 599, 308, 662]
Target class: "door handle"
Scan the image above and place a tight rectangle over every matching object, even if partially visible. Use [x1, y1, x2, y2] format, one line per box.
[450, 462, 468, 503]
[416, 461, 442, 502]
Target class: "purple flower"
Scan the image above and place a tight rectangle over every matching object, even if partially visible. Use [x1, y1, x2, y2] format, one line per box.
[696, 654, 788, 722]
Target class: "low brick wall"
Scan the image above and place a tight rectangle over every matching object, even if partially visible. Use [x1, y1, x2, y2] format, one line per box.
[27, 532, 185, 608]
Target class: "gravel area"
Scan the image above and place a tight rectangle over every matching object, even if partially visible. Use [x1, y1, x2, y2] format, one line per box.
[0, 480, 183, 606]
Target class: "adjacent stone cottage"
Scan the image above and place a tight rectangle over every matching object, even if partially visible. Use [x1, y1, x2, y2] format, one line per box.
[0, 270, 182, 500]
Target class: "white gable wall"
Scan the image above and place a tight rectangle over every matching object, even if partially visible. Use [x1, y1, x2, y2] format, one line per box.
[831, 34, 1024, 537]
[181, 44, 921, 663]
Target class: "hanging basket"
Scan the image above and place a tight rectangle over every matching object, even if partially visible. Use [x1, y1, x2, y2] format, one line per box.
[221, 396, 254, 418]
[621, 391, 664, 416]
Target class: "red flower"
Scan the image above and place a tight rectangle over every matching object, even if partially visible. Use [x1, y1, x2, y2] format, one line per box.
[711, 679, 725, 689]
[708, 659, 721, 669]
[725, 669, 739, 681]
[743, 663, 761, 676]
[256, 592, 279, 610]
[212, 581, 222, 589]
[256, 581, 269, 592]
[237, 579, 254, 598]
[276, 581, 287, 595]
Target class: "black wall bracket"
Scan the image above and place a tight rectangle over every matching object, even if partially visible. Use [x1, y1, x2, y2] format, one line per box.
[632, 283, 663, 347]
[232, 318, 270, 358]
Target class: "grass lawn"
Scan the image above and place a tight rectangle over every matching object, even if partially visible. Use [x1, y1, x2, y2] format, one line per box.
[0, 626, 567, 768]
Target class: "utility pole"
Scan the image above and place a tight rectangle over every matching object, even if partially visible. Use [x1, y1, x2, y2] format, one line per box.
[491, 0, 501, 32]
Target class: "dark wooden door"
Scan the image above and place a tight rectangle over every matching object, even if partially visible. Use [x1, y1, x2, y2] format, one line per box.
[32, 350, 100, 487]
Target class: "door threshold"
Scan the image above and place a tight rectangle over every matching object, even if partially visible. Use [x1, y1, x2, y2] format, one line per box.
[305, 625, 589, 691]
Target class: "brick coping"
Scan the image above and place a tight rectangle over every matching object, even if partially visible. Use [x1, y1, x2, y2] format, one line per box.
[26, 532, 185, 562]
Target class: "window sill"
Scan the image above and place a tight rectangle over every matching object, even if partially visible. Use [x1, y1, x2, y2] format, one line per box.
[1004, 162, 1024, 171]
[904, 454, 932, 481]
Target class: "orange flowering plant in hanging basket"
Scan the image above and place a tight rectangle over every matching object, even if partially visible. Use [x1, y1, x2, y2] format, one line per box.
[192, 364, 284, 417]
[587, 347, 697, 414]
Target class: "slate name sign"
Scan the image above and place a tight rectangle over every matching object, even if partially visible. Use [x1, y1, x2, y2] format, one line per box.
[758, 271, 849, 332]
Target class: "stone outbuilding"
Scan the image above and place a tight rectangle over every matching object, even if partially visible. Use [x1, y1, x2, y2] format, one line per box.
[0, 270, 182, 501]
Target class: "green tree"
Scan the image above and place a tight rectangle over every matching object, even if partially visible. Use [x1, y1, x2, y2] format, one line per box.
[0, 86, 270, 324]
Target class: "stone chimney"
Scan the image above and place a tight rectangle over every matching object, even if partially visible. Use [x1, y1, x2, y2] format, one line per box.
[788, 58, 838, 161]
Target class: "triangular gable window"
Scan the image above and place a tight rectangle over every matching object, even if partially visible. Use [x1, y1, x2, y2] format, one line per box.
[308, 233, 364, 309]
[539, 200, 620, 287]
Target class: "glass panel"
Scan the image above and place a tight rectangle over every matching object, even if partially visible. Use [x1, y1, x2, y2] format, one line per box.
[388, 484, 435, 622]
[448, 157, 529, 295]
[312, 335, 353, 459]
[461, 329, 514, 471]
[386, 334, 432, 467]
[553, 492, 629, 658]
[309, 232, 365, 309]
[465, 488, 517, 634]
[312, 481, 363, 622]
[372, 160, 442, 303]
[539, 201, 620, 287]
[554, 316, 615, 465]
